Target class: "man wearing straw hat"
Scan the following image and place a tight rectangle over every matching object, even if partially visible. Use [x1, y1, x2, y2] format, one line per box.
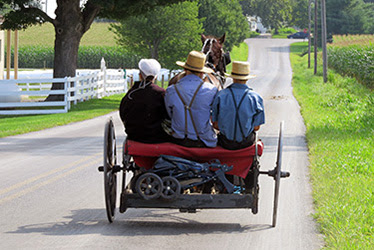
[212, 61, 265, 150]
[165, 51, 218, 148]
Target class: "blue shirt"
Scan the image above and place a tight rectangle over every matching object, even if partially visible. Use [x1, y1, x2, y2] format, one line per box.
[212, 83, 265, 142]
[165, 74, 218, 147]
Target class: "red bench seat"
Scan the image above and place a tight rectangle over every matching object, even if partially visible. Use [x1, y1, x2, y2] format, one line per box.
[125, 140, 264, 178]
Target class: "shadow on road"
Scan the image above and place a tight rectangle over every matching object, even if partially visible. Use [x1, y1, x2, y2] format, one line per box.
[259, 134, 307, 153]
[7, 208, 272, 237]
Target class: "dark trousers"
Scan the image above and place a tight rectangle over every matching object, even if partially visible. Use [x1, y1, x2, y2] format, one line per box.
[171, 137, 207, 148]
[218, 132, 256, 150]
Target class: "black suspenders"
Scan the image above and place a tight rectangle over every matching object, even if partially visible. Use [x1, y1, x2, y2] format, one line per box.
[228, 87, 250, 141]
[174, 81, 204, 140]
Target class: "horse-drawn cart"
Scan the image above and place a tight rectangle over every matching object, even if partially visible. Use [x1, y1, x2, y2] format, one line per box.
[98, 118, 290, 227]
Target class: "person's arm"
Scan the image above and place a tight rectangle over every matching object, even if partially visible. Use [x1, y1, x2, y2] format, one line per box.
[252, 94, 265, 130]
[211, 92, 220, 131]
[164, 87, 173, 118]
[119, 96, 127, 126]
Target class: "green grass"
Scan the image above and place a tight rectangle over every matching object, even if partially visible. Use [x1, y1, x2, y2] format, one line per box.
[226, 42, 249, 73]
[0, 94, 123, 138]
[7, 22, 117, 47]
[290, 42, 374, 249]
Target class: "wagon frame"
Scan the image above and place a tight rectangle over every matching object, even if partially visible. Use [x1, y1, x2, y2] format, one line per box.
[98, 118, 290, 227]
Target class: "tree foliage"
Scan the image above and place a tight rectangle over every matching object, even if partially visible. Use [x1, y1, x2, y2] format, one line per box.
[110, 1, 203, 69]
[240, 0, 374, 35]
[326, 0, 374, 34]
[0, 0, 187, 79]
[239, 0, 292, 33]
[198, 0, 250, 51]
[289, 0, 309, 29]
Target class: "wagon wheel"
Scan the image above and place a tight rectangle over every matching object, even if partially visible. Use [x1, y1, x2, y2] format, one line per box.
[272, 121, 284, 227]
[161, 176, 181, 200]
[135, 173, 163, 200]
[103, 118, 117, 223]
[119, 140, 128, 213]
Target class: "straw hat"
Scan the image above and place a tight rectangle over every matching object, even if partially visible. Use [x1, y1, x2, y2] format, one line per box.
[176, 51, 213, 74]
[225, 61, 256, 80]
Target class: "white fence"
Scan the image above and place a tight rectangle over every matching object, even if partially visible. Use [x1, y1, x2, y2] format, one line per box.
[0, 68, 126, 115]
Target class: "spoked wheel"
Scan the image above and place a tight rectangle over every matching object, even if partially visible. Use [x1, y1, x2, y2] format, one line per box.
[272, 121, 284, 227]
[161, 176, 181, 200]
[103, 118, 117, 223]
[135, 173, 163, 200]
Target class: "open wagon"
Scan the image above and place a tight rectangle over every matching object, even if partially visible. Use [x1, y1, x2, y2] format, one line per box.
[98, 118, 290, 227]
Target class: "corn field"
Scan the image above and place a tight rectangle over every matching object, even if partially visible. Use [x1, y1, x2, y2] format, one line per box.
[328, 35, 374, 87]
[5, 45, 140, 69]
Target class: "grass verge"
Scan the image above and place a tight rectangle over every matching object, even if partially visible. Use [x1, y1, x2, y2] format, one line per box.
[290, 42, 374, 248]
[0, 94, 123, 138]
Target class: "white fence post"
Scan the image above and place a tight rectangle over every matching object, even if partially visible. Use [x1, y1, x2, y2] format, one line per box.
[65, 77, 71, 110]
[101, 57, 107, 96]
[64, 78, 68, 113]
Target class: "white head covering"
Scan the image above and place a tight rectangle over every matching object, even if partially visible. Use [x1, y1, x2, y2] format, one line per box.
[138, 59, 161, 79]
[127, 59, 161, 100]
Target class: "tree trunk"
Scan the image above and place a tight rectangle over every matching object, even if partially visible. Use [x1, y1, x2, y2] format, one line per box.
[46, 0, 100, 101]
[274, 27, 279, 35]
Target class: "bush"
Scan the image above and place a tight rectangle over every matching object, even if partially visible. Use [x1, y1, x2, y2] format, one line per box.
[278, 27, 297, 34]
[248, 31, 260, 38]
[5, 45, 141, 69]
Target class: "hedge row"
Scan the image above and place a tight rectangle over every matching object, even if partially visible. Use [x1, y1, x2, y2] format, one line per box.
[5, 45, 141, 69]
[328, 45, 374, 88]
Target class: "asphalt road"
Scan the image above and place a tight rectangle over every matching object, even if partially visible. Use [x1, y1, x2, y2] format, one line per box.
[0, 38, 323, 249]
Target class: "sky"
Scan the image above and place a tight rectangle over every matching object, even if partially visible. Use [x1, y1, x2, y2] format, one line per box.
[40, 0, 57, 18]
[40, 1, 87, 18]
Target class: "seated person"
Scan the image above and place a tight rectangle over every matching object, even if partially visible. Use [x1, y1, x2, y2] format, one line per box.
[165, 51, 218, 148]
[212, 61, 265, 150]
[119, 59, 170, 143]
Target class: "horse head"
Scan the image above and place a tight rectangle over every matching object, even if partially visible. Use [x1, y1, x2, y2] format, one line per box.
[201, 33, 230, 75]
[169, 34, 230, 89]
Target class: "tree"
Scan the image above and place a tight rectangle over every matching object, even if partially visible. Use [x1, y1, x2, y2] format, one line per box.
[239, 0, 292, 34]
[0, 0, 187, 100]
[326, 0, 373, 34]
[364, 2, 374, 33]
[289, 0, 309, 29]
[198, 0, 250, 51]
[110, 1, 204, 70]
[258, 0, 291, 34]
[239, 0, 256, 16]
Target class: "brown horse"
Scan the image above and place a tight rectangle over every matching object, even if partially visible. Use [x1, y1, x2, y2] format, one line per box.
[168, 33, 230, 90]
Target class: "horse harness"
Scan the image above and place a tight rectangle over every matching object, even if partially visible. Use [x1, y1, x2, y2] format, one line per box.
[174, 80, 205, 141]
[205, 72, 225, 89]
[202, 37, 231, 89]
